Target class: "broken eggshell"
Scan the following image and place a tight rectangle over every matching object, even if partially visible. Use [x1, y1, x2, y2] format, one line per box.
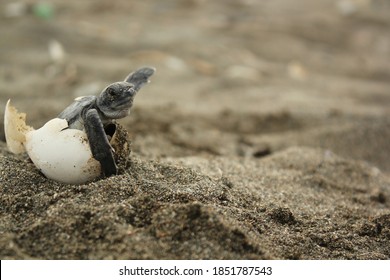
[25, 118, 102, 184]
[4, 100, 124, 184]
[4, 100, 33, 154]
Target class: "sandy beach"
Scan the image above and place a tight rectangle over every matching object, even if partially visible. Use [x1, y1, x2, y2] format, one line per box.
[0, 0, 389, 259]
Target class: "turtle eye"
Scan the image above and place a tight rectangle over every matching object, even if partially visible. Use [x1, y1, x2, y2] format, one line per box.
[107, 87, 116, 96]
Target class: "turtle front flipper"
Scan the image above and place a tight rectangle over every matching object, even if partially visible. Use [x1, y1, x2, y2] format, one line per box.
[124, 67, 155, 91]
[83, 108, 117, 177]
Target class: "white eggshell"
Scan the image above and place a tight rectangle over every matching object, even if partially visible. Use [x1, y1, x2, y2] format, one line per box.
[4, 99, 32, 154]
[24, 118, 101, 184]
[4, 100, 103, 184]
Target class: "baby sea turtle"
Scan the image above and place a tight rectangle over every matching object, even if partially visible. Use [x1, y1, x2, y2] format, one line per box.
[57, 66, 155, 177]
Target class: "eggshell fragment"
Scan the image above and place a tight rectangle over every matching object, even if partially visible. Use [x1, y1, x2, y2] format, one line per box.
[4, 100, 33, 154]
[25, 118, 101, 184]
[4, 100, 102, 184]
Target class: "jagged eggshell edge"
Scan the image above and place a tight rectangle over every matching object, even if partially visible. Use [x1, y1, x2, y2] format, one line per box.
[4, 99, 33, 154]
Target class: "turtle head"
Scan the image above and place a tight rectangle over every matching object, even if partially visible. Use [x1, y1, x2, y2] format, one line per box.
[97, 82, 137, 119]
[96, 67, 155, 120]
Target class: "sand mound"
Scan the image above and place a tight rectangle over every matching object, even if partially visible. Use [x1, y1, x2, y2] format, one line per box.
[1, 143, 389, 259]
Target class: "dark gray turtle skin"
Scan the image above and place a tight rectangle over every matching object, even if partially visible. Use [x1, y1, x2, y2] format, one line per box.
[58, 67, 155, 177]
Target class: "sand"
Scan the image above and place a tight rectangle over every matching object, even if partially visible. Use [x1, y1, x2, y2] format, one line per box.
[0, 0, 390, 259]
